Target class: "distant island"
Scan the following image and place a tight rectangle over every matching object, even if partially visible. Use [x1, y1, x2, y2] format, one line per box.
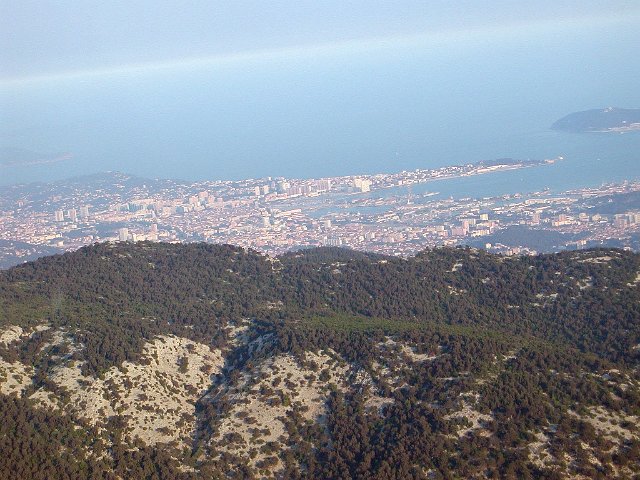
[551, 107, 640, 133]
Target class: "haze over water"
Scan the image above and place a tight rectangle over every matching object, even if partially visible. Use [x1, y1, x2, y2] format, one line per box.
[1, 4, 639, 197]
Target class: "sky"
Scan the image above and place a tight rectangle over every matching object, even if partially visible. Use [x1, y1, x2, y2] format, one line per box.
[2, 1, 640, 85]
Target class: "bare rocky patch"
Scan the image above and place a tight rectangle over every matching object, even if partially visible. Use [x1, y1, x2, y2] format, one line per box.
[528, 431, 553, 469]
[0, 357, 33, 396]
[578, 255, 613, 264]
[0, 323, 50, 346]
[569, 406, 639, 444]
[50, 335, 224, 447]
[0, 326, 25, 345]
[207, 350, 350, 476]
[445, 393, 492, 438]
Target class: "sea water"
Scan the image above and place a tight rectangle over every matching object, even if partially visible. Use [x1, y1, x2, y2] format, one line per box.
[1, 20, 639, 197]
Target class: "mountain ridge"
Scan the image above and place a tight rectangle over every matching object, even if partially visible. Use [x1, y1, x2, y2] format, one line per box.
[0, 242, 639, 478]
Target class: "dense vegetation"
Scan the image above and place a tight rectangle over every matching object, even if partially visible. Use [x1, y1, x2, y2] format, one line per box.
[1, 242, 639, 478]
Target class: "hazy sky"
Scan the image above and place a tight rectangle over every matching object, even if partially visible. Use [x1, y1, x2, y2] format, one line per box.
[2, 1, 639, 85]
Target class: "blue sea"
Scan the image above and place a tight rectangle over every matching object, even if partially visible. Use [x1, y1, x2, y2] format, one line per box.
[1, 20, 639, 198]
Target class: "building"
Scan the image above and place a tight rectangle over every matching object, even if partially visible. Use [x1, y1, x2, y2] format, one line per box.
[118, 228, 129, 242]
[316, 179, 332, 192]
[531, 212, 541, 225]
[54, 210, 64, 222]
[325, 236, 343, 247]
[276, 181, 290, 193]
[353, 178, 371, 193]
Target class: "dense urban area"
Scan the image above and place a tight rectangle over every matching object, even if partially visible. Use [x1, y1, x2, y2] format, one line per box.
[2, 156, 640, 267]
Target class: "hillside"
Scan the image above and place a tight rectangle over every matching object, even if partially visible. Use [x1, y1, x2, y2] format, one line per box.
[551, 107, 640, 133]
[0, 242, 639, 479]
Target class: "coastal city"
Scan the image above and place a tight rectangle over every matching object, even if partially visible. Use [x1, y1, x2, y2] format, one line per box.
[1, 157, 640, 268]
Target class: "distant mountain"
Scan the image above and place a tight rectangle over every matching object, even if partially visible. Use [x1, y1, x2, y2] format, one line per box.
[551, 107, 640, 133]
[1, 242, 639, 479]
[0, 171, 186, 211]
[0, 147, 72, 167]
[0, 240, 62, 269]
[464, 225, 578, 252]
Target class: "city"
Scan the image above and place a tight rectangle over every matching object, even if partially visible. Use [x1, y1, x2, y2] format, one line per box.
[2, 156, 640, 267]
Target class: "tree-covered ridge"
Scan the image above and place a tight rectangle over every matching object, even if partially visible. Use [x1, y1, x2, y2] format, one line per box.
[0, 242, 639, 478]
[4, 242, 639, 369]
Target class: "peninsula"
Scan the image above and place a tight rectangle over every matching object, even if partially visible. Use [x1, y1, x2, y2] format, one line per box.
[551, 107, 640, 133]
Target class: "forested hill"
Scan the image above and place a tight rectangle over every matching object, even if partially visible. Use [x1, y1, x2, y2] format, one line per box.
[4, 242, 639, 369]
[1, 242, 639, 479]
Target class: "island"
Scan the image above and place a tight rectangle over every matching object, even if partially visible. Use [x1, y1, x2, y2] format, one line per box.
[551, 107, 640, 133]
